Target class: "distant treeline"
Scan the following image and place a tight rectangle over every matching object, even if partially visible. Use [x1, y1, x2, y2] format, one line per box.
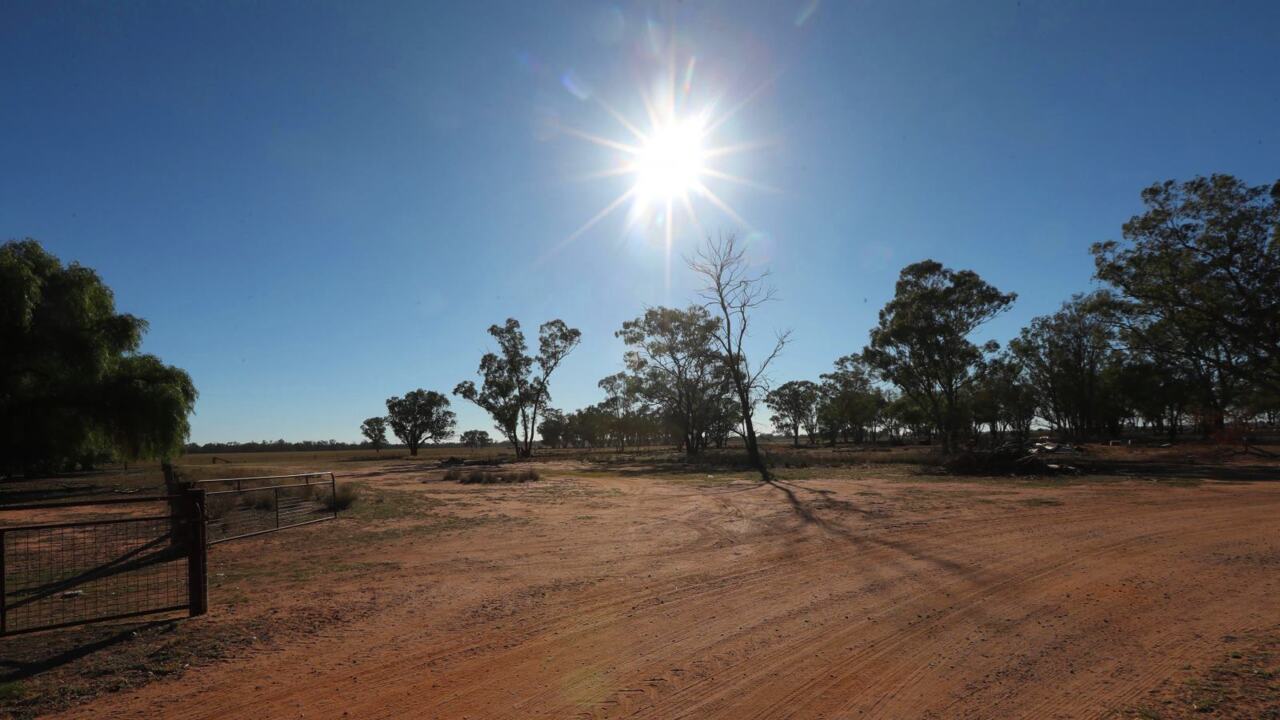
[184, 439, 399, 454]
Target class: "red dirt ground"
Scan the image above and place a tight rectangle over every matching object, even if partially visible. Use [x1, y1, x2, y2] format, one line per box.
[36, 460, 1280, 719]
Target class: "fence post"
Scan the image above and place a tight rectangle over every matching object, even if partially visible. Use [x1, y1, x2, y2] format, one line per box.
[1, 529, 7, 636]
[184, 487, 209, 617]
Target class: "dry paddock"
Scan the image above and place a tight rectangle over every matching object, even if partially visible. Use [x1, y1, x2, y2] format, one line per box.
[11, 457, 1280, 719]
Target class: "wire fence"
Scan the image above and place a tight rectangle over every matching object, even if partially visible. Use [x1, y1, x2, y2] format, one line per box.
[200, 473, 337, 544]
[0, 472, 337, 635]
[0, 503, 203, 636]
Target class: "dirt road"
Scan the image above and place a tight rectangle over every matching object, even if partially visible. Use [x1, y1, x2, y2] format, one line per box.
[51, 467, 1280, 719]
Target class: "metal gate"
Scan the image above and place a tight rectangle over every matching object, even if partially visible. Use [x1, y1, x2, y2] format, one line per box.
[198, 472, 337, 544]
[0, 492, 207, 636]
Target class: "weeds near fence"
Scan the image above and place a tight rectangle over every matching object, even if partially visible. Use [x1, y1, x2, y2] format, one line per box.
[325, 483, 360, 511]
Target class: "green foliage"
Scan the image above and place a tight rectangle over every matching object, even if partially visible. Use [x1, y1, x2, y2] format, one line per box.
[1009, 293, 1124, 439]
[0, 239, 197, 474]
[816, 355, 885, 444]
[765, 380, 821, 447]
[1092, 175, 1280, 397]
[454, 318, 581, 457]
[536, 408, 569, 448]
[459, 429, 493, 447]
[615, 305, 735, 454]
[360, 416, 388, 452]
[385, 389, 455, 456]
[863, 260, 1015, 452]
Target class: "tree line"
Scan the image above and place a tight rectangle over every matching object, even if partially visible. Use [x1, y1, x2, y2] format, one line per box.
[379, 174, 1277, 465]
[771, 175, 1280, 452]
[4, 173, 1267, 477]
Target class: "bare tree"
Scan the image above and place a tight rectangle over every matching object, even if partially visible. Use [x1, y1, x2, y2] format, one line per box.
[688, 234, 790, 476]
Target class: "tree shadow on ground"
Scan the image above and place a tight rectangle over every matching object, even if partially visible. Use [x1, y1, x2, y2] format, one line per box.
[765, 478, 970, 576]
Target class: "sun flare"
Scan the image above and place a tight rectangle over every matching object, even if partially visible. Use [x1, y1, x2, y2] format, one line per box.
[633, 116, 707, 205]
[550, 43, 772, 281]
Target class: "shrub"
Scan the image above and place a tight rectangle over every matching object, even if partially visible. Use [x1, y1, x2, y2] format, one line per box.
[325, 483, 360, 511]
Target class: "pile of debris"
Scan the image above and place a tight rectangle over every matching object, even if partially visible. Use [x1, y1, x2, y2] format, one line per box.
[944, 437, 1087, 476]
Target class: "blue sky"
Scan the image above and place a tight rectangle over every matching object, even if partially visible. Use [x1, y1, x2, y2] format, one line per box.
[3, 1, 1278, 443]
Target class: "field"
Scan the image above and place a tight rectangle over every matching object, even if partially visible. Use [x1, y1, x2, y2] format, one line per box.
[3, 444, 1279, 719]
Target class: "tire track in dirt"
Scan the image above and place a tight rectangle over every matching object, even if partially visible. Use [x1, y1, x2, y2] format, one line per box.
[51, 476, 1280, 720]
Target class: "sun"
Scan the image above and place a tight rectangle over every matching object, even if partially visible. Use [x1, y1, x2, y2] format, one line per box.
[549, 45, 771, 279]
[633, 115, 707, 205]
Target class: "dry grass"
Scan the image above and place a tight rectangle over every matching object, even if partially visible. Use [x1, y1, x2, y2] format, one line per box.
[444, 468, 540, 484]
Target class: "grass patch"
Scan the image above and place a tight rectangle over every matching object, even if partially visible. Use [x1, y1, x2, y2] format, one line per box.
[346, 484, 443, 521]
[349, 513, 522, 543]
[0, 681, 27, 703]
[445, 468, 540, 484]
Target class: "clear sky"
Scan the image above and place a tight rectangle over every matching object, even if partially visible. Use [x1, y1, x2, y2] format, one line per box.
[3, 1, 1278, 443]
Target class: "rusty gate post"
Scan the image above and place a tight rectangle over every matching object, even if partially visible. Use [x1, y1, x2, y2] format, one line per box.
[184, 486, 209, 617]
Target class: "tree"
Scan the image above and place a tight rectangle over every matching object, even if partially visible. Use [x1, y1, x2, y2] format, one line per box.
[459, 429, 493, 448]
[598, 372, 642, 451]
[385, 389, 455, 456]
[1009, 294, 1122, 439]
[817, 355, 880, 445]
[1092, 175, 1280, 401]
[688, 235, 789, 475]
[974, 354, 1036, 442]
[360, 417, 388, 452]
[615, 306, 730, 455]
[1, 239, 197, 475]
[537, 409, 569, 449]
[765, 381, 821, 447]
[863, 260, 1016, 452]
[454, 318, 581, 458]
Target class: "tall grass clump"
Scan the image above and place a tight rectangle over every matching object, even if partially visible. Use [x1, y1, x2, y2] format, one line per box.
[325, 483, 360, 511]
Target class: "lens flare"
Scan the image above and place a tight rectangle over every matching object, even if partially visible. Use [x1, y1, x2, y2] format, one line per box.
[634, 116, 706, 206]
[546, 28, 775, 286]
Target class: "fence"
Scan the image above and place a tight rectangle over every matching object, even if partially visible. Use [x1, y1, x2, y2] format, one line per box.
[197, 472, 337, 544]
[0, 472, 337, 635]
[0, 493, 207, 636]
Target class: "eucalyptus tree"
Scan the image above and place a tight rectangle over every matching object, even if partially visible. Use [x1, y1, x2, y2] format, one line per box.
[1092, 175, 1280, 402]
[615, 305, 730, 455]
[863, 260, 1015, 452]
[536, 409, 569, 449]
[454, 318, 581, 458]
[765, 381, 821, 447]
[386, 390, 455, 456]
[360, 417, 388, 452]
[459, 429, 493, 448]
[1009, 294, 1122, 439]
[598, 372, 644, 451]
[817, 354, 881, 444]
